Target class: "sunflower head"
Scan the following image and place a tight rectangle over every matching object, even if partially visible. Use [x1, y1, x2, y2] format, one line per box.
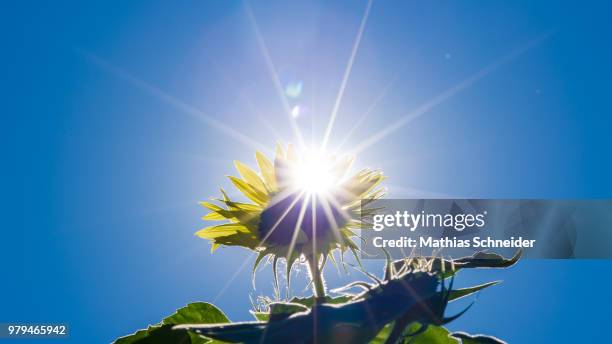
[197, 143, 385, 281]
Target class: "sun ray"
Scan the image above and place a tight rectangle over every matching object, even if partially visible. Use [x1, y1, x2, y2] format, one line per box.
[286, 193, 311, 266]
[349, 31, 554, 155]
[79, 50, 266, 152]
[318, 196, 342, 240]
[385, 184, 457, 198]
[244, 98, 287, 144]
[212, 252, 257, 303]
[209, 57, 288, 143]
[213, 190, 306, 302]
[259, 191, 307, 247]
[310, 194, 320, 296]
[318, 195, 350, 251]
[396, 274, 440, 322]
[244, 3, 305, 148]
[322, 0, 374, 150]
[335, 63, 408, 154]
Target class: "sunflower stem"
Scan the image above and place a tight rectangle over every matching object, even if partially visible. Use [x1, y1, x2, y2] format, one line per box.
[307, 255, 326, 299]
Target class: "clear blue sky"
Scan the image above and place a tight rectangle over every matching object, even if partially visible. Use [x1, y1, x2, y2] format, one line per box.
[3, 1, 612, 342]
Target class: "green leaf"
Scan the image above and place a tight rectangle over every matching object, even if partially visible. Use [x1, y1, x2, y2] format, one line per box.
[454, 250, 522, 269]
[115, 302, 229, 344]
[370, 324, 459, 344]
[115, 324, 191, 344]
[448, 281, 500, 301]
[268, 302, 309, 321]
[408, 324, 459, 344]
[250, 311, 269, 322]
[450, 331, 507, 344]
[288, 295, 353, 308]
[249, 296, 353, 322]
[369, 324, 393, 344]
[392, 250, 522, 279]
[250, 301, 324, 322]
[162, 302, 229, 326]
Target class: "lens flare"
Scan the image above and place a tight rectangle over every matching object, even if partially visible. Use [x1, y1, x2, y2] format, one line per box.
[291, 105, 300, 118]
[285, 81, 303, 99]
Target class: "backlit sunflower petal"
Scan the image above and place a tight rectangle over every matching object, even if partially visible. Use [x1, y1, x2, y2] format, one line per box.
[203, 212, 226, 221]
[220, 188, 231, 202]
[275, 142, 285, 160]
[214, 190, 260, 210]
[286, 143, 297, 163]
[346, 187, 386, 209]
[340, 170, 385, 204]
[218, 199, 262, 212]
[196, 222, 259, 250]
[272, 256, 280, 293]
[211, 232, 259, 250]
[228, 176, 268, 205]
[234, 160, 267, 194]
[253, 252, 269, 275]
[203, 206, 259, 230]
[255, 151, 277, 192]
[333, 156, 354, 179]
[274, 155, 290, 191]
[199, 201, 224, 212]
[196, 223, 251, 239]
[359, 174, 384, 195]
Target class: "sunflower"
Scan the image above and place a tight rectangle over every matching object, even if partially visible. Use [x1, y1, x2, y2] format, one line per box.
[196, 144, 384, 295]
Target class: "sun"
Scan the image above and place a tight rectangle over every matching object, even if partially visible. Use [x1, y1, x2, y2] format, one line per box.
[289, 150, 340, 195]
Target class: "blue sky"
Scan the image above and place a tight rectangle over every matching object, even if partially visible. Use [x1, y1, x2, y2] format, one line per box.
[3, 0, 612, 342]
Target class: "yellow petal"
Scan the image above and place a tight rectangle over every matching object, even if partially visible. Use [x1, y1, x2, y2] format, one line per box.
[219, 200, 262, 212]
[275, 142, 285, 160]
[334, 156, 354, 178]
[255, 151, 277, 192]
[199, 201, 223, 212]
[212, 232, 259, 250]
[234, 160, 267, 194]
[338, 170, 385, 204]
[274, 145, 290, 190]
[203, 212, 226, 220]
[228, 176, 268, 205]
[195, 223, 251, 239]
[286, 143, 297, 163]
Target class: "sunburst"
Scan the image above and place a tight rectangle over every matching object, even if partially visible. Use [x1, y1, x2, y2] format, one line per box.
[196, 143, 385, 294]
